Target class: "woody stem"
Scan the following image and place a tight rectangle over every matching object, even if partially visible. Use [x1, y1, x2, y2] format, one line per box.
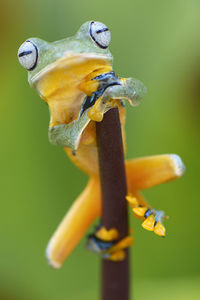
[96, 107, 130, 300]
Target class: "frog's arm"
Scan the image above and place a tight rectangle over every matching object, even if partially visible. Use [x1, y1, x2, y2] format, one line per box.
[88, 78, 146, 122]
[88, 77, 147, 122]
[48, 109, 90, 150]
[106, 77, 147, 105]
[46, 176, 101, 268]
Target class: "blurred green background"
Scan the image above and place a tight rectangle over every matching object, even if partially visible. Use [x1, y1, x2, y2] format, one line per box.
[1, 0, 200, 299]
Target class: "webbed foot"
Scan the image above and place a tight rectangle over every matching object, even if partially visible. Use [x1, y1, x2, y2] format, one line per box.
[126, 195, 166, 237]
[87, 225, 133, 261]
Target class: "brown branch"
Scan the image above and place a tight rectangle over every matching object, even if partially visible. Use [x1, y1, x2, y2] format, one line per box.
[96, 108, 130, 300]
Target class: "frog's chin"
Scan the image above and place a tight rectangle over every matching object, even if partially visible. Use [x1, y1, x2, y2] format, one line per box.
[29, 52, 112, 87]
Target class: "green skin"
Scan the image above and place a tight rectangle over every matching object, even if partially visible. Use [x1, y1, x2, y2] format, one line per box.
[24, 21, 146, 150]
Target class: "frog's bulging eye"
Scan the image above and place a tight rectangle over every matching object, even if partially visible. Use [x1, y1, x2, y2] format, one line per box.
[90, 21, 111, 49]
[18, 40, 38, 71]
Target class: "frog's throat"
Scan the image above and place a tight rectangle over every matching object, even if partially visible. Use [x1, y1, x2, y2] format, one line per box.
[29, 53, 112, 87]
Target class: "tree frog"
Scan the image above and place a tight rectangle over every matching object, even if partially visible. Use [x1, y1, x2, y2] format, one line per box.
[18, 21, 185, 268]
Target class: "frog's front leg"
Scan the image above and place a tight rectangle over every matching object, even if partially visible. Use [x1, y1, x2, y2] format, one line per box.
[48, 109, 90, 150]
[105, 77, 147, 105]
[92, 72, 147, 106]
[88, 77, 146, 122]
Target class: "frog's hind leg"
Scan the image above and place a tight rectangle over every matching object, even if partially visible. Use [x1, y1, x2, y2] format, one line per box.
[126, 154, 185, 191]
[46, 177, 101, 268]
[125, 154, 185, 236]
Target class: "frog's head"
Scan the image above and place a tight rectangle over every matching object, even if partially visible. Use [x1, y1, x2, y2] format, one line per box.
[17, 21, 113, 91]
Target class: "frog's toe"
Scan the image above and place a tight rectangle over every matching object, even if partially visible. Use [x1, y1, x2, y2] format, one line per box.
[126, 195, 139, 207]
[142, 209, 166, 237]
[126, 195, 166, 237]
[154, 221, 166, 237]
[95, 226, 119, 241]
[109, 250, 126, 261]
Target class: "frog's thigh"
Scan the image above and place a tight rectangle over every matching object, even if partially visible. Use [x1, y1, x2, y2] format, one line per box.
[46, 176, 101, 268]
[126, 154, 185, 191]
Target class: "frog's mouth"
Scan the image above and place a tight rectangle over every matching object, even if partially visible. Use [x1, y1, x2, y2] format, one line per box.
[30, 52, 112, 86]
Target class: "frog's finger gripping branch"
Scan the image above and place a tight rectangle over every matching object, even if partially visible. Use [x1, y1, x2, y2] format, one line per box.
[79, 71, 121, 117]
[79, 70, 145, 122]
[87, 75, 146, 122]
[87, 226, 133, 261]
